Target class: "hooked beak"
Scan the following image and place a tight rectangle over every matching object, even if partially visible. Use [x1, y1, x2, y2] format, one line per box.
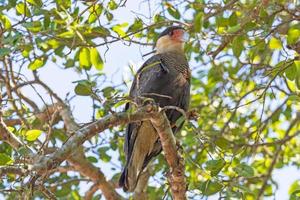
[181, 31, 189, 42]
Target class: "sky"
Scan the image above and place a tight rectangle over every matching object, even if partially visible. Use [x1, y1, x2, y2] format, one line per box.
[13, 0, 300, 199]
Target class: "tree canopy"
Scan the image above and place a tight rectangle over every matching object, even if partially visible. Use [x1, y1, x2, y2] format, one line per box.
[0, 0, 300, 199]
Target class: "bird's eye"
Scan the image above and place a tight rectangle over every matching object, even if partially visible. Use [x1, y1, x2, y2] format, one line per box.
[169, 31, 174, 36]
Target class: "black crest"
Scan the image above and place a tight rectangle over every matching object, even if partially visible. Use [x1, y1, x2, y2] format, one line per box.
[157, 26, 185, 39]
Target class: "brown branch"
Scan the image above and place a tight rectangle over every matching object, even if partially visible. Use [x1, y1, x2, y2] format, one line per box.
[150, 111, 187, 200]
[30, 104, 187, 199]
[58, 104, 123, 200]
[84, 184, 99, 200]
[32, 104, 156, 173]
[0, 113, 27, 150]
[0, 166, 27, 177]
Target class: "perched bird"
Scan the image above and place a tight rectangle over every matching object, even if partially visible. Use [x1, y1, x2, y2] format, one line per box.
[119, 26, 191, 192]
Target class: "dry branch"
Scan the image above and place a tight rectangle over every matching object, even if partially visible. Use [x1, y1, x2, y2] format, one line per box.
[30, 104, 187, 199]
[150, 111, 187, 200]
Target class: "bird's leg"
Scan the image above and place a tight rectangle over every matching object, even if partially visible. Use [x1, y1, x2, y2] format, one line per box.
[159, 59, 169, 73]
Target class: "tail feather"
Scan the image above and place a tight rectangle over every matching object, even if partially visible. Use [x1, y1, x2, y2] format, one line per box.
[119, 121, 158, 192]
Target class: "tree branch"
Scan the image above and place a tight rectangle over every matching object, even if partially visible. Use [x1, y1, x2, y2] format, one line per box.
[150, 111, 187, 200]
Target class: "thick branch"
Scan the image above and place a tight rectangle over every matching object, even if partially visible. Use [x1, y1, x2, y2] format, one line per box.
[58, 104, 123, 200]
[32, 104, 156, 173]
[150, 111, 187, 200]
[31, 104, 186, 199]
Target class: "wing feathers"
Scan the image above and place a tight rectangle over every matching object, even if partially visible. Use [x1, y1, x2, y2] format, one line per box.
[119, 53, 190, 192]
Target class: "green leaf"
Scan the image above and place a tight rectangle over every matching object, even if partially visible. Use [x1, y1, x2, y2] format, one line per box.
[58, 31, 74, 38]
[127, 18, 143, 33]
[28, 58, 45, 70]
[167, 6, 180, 19]
[17, 146, 32, 156]
[232, 36, 244, 57]
[0, 153, 13, 165]
[92, 27, 110, 38]
[90, 47, 104, 70]
[288, 95, 300, 102]
[285, 63, 297, 81]
[108, 0, 118, 10]
[79, 48, 91, 70]
[205, 159, 225, 176]
[87, 156, 98, 163]
[27, 0, 42, 7]
[229, 12, 237, 26]
[290, 190, 300, 200]
[227, 24, 241, 33]
[56, 0, 71, 9]
[269, 37, 282, 49]
[105, 11, 113, 21]
[97, 147, 111, 162]
[74, 80, 94, 96]
[0, 15, 11, 29]
[289, 180, 300, 195]
[102, 86, 114, 97]
[194, 12, 203, 33]
[0, 48, 11, 57]
[112, 23, 128, 37]
[23, 21, 42, 32]
[233, 163, 254, 178]
[88, 4, 103, 23]
[16, 3, 31, 17]
[25, 129, 42, 141]
[200, 180, 223, 195]
[113, 100, 129, 108]
[287, 28, 300, 45]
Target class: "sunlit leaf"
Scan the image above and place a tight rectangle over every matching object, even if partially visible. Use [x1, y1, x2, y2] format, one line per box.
[25, 129, 42, 141]
[200, 180, 223, 195]
[79, 48, 91, 70]
[23, 21, 42, 32]
[232, 36, 244, 57]
[87, 156, 98, 163]
[269, 37, 282, 49]
[108, 0, 118, 10]
[194, 12, 203, 33]
[16, 3, 31, 17]
[285, 63, 297, 81]
[28, 58, 46, 70]
[287, 28, 300, 45]
[0, 153, 13, 165]
[227, 24, 241, 33]
[233, 163, 254, 178]
[0, 15, 11, 29]
[56, 0, 71, 9]
[88, 4, 103, 24]
[90, 47, 104, 70]
[27, 0, 42, 7]
[205, 159, 225, 176]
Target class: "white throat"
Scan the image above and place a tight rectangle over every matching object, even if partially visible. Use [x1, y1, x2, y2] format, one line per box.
[155, 36, 184, 54]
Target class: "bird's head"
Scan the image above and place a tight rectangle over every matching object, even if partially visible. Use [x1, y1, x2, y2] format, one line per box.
[155, 26, 188, 54]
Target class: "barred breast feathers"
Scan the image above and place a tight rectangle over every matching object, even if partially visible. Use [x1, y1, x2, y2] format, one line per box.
[159, 52, 191, 80]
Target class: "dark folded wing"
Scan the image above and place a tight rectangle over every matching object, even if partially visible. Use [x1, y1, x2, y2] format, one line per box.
[124, 53, 190, 163]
